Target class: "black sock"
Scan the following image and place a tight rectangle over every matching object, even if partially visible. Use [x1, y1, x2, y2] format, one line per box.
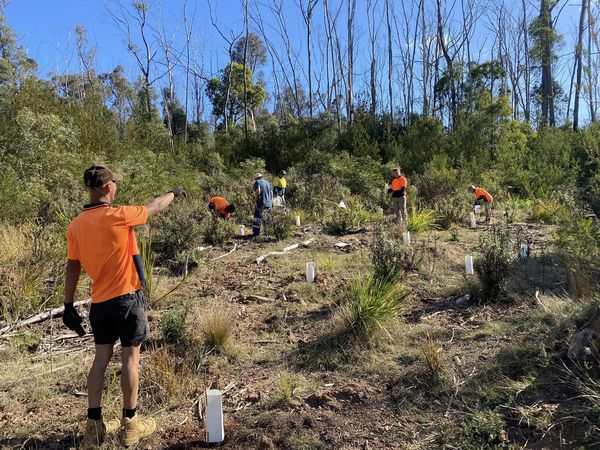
[87, 407, 102, 421]
[123, 407, 137, 419]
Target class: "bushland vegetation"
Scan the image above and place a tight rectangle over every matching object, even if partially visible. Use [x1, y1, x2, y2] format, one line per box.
[2, 1, 600, 447]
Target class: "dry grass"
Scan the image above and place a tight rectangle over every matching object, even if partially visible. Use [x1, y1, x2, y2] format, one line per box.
[201, 307, 235, 351]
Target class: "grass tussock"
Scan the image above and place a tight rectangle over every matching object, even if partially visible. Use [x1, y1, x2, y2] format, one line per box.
[339, 276, 407, 338]
[276, 371, 295, 404]
[406, 207, 439, 233]
[421, 338, 446, 384]
[202, 307, 235, 351]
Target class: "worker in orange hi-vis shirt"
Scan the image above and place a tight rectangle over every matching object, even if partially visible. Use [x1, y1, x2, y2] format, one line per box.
[63, 165, 186, 448]
[208, 196, 236, 219]
[388, 168, 408, 223]
[468, 185, 494, 223]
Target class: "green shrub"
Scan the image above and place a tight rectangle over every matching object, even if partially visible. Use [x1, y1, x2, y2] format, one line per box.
[161, 308, 188, 347]
[474, 228, 515, 302]
[527, 197, 573, 225]
[266, 207, 292, 240]
[554, 217, 600, 298]
[371, 227, 423, 281]
[322, 198, 369, 235]
[339, 276, 407, 337]
[152, 200, 207, 273]
[432, 194, 467, 229]
[203, 216, 237, 245]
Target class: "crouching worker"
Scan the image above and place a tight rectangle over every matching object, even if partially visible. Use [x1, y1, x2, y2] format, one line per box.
[208, 196, 235, 219]
[468, 185, 493, 223]
[62, 165, 186, 449]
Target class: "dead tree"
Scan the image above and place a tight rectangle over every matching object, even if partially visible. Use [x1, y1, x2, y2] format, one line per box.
[573, 0, 587, 130]
[300, 0, 319, 119]
[385, 0, 393, 118]
[367, 0, 380, 116]
[347, 0, 356, 125]
[108, 0, 158, 121]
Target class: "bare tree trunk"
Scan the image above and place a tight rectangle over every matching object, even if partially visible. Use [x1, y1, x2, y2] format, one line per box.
[385, 0, 393, 118]
[436, 0, 457, 127]
[420, 0, 429, 117]
[573, 0, 587, 130]
[347, 0, 356, 125]
[367, 0, 379, 116]
[243, 0, 249, 139]
[522, 0, 531, 122]
[587, 0, 596, 122]
[301, 0, 318, 119]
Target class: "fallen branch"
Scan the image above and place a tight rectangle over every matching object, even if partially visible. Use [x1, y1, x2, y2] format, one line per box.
[0, 299, 91, 336]
[255, 238, 314, 264]
[211, 243, 238, 261]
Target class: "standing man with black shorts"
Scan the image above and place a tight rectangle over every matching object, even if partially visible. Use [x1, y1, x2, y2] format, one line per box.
[62, 165, 185, 448]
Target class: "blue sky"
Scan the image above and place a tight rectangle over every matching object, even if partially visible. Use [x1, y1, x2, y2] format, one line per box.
[3, 0, 588, 120]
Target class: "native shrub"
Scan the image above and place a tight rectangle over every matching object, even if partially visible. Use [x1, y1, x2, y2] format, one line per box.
[266, 207, 292, 240]
[474, 228, 515, 302]
[322, 198, 369, 235]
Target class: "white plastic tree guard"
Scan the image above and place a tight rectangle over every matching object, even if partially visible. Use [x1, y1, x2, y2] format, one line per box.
[239, 225, 245, 236]
[205, 389, 225, 443]
[470, 212, 477, 229]
[465, 255, 474, 275]
[402, 231, 411, 244]
[306, 261, 315, 283]
[295, 215, 301, 226]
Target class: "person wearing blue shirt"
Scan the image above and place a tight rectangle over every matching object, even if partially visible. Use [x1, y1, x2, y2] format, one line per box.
[252, 173, 272, 236]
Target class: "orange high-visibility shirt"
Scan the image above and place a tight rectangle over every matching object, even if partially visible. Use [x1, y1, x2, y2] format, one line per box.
[209, 197, 231, 218]
[67, 204, 148, 303]
[474, 188, 493, 203]
[390, 176, 408, 195]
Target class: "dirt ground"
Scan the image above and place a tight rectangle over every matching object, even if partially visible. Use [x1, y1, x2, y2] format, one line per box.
[0, 216, 594, 449]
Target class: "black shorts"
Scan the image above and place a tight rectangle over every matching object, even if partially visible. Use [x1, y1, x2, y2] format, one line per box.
[89, 290, 149, 347]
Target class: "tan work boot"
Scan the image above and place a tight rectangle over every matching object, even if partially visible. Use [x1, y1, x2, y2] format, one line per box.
[120, 414, 156, 447]
[80, 418, 120, 449]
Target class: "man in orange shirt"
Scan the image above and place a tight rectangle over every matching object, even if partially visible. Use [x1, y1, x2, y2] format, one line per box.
[388, 168, 408, 223]
[468, 185, 493, 223]
[208, 196, 235, 219]
[62, 165, 185, 448]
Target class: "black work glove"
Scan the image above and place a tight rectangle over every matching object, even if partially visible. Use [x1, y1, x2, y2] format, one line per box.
[169, 187, 187, 198]
[63, 303, 86, 337]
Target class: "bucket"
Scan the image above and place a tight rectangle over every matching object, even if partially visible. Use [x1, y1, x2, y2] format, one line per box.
[306, 262, 315, 283]
[465, 255, 474, 275]
[205, 389, 225, 443]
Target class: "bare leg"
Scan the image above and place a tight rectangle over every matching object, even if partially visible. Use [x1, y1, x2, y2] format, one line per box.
[121, 344, 141, 410]
[88, 344, 114, 408]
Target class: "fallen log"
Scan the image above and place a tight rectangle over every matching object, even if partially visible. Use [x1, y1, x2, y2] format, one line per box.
[0, 298, 91, 336]
[211, 243, 238, 261]
[255, 238, 314, 264]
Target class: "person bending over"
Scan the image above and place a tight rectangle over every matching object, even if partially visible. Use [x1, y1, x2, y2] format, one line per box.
[208, 196, 235, 219]
[468, 185, 493, 223]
